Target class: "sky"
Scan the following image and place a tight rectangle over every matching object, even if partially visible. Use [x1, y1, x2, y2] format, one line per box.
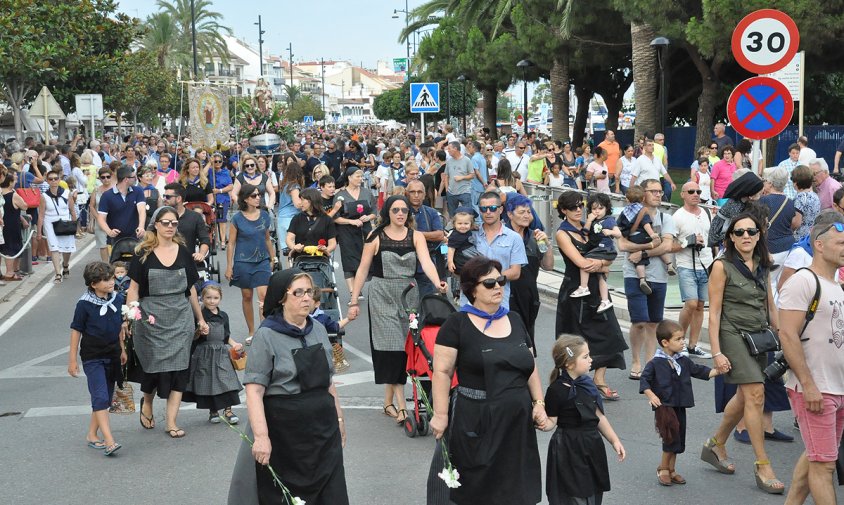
[116, 0, 428, 69]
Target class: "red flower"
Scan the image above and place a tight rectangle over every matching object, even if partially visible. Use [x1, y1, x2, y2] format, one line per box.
[318, 239, 327, 246]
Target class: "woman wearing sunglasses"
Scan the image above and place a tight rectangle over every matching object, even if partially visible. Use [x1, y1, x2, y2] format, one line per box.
[703, 211, 785, 494]
[232, 154, 273, 210]
[228, 268, 349, 505]
[426, 256, 547, 505]
[226, 183, 276, 342]
[126, 206, 207, 438]
[90, 165, 117, 261]
[38, 169, 78, 284]
[348, 195, 446, 426]
[553, 191, 628, 402]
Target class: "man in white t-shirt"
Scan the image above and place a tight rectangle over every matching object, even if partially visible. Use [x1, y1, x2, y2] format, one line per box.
[779, 214, 844, 505]
[672, 181, 713, 358]
[629, 139, 675, 190]
[505, 141, 530, 182]
[797, 135, 817, 166]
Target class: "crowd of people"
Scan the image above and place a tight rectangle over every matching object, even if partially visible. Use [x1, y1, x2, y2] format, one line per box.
[0, 122, 842, 504]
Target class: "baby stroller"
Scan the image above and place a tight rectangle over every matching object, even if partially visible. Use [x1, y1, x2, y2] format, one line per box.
[184, 201, 222, 283]
[292, 254, 348, 371]
[109, 237, 139, 264]
[401, 283, 456, 438]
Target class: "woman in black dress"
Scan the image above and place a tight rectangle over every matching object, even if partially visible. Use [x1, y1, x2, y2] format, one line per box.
[332, 167, 376, 292]
[428, 257, 548, 505]
[504, 193, 555, 349]
[554, 191, 628, 401]
[286, 188, 337, 258]
[178, 157, 214, 205]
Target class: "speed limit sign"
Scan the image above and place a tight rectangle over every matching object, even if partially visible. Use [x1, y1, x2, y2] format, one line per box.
[732, 9, 800, 74]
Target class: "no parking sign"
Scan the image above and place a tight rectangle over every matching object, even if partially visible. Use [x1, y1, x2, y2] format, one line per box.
[727, 77, 793, 140]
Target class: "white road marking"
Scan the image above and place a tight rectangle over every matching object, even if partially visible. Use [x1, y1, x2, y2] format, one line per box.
[342, 342, 373, 364]
[0, 241, 95, 339]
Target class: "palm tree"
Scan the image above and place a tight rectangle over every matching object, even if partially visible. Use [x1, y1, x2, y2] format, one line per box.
[142, 0, 231, 75]
[631, 21, 657, 138]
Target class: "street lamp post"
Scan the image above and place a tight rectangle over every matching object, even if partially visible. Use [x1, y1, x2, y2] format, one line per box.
[392, 0, 410, 74]
[255, 16, 265, 77]
[516, 59, 534, 135]
[650, 37, 670, 134]
[457, 75, 468, 136]
[190, 0, 198, 79]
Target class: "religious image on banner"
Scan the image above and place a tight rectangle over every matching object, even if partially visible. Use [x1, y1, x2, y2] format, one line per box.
[189, 85, 229, 149]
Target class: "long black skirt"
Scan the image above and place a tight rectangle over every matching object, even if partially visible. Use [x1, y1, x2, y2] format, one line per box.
[257, 390, 349, 505]
[555, 274, 627, 370]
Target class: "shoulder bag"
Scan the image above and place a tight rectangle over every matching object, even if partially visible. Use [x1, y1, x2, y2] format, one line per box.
[49, 192, 78, 236]
[15, 171, 41, 209]
[721, 264, 780, 356]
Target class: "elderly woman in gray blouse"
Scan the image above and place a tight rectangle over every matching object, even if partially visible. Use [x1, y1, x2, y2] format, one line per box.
[228, 268, 349, 505]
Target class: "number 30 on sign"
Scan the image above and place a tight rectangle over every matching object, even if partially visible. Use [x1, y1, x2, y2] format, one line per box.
[731, 9, 800, 74]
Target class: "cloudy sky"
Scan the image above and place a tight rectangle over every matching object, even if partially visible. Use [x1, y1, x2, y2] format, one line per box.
[117, 0, 428, 68]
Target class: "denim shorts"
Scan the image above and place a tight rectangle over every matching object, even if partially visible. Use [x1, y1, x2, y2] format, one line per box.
[624, 278, 667, 323]
[677, 266, 709, 302]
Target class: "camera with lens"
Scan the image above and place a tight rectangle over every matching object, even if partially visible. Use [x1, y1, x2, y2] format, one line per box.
[685, 233, 704, 252]
[763, 352, 789, 382]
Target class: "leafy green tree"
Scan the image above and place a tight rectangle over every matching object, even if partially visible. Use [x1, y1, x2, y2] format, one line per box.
[288, 95, 325, 122]
[106, 50, 173, 132]
[0, 0, 137, 140]
[530, 83, 551, 109]
[372, 80, 478, 123]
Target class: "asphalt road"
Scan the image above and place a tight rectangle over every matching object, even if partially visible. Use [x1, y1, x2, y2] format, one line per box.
[0, 245, 809, 505]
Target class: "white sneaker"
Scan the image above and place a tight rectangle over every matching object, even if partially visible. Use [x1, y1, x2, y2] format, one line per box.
[687, 346, 712, 359]
[596, 300, 613, 313]
[570, 286, 591, 298]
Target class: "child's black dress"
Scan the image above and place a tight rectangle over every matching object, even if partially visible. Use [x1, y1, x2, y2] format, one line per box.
[447, 230, 479, 274]
[545, 373, 610, 505]
[183, 307, 242, 410]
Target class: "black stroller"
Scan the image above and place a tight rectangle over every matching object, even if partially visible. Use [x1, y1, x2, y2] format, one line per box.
[401, 284, 456, 438]
[293, 254, 348, 370]
[109, 237, 138, 264]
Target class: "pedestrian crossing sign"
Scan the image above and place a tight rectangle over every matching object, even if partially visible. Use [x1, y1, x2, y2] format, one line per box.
[410, 82, 440, 113]
[303, 116, 314, 125]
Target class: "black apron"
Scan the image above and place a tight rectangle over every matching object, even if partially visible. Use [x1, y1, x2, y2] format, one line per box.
[446, 341, 542, 505]
[256, 340, 349, 505]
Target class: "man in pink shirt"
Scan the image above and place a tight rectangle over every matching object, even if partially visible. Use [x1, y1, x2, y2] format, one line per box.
[812, 158, 842, 210]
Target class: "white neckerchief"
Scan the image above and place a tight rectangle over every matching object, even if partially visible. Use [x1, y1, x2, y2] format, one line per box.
[79, 290, 119, 316]
[654, 348, 681, 376]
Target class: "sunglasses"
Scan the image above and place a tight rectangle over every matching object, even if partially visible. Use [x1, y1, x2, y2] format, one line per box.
[157, 219, 179, 227]
[244, 163, 256, 168]
[163, 194, 177, 199]
[47, 177, 59, 182]
[391, 207, 409, 214]
[479, 205, 500, 213]
[731, 228, 760, 237]
[686, 189, 702, 195]
[288, 288, 317, 298]
[478, 275, 507, 289]
[100, 175, 112, 180]
[213, 160, 223, 164]
[248, 193, 261, 199]
[710, 146, 718, 149]
[565, 203, 584, 211]
[816, 222, 844, 239]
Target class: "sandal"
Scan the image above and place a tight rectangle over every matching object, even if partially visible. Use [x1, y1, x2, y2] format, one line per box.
[700, 437, 735, 474]
[139, 397, 155, 430]
[657, 467, 672, 486]
[754, 460, 785, 494]
[628, 369, 642, 380]
[62, 264, 70, 278]
[383, 404, 398, 419]
[2, 274, 23, 282]
[396, 408, 408, 425]
[669, 469, 686, 485]
[87, 440, 106, 450]
[103, 442, 122, 456]
[595, 384, 620, 401]
[166, 427, 186, 438]
[53, 274, 63, 285]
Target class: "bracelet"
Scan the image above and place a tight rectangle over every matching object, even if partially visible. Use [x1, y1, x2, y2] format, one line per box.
[338, 417, 344, 423]
[348, 302, 359, 307]
[713, 352, 723, 358]
[532, 400, 546, 407]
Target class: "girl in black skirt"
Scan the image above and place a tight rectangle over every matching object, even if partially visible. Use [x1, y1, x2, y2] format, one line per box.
[544, 334, 626, 505]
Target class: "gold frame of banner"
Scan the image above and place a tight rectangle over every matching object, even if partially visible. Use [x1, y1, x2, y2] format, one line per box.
[188, 84, 230, 151]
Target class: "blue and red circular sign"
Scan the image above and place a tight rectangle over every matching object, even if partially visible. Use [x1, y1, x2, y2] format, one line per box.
[727, 76, 793, 140]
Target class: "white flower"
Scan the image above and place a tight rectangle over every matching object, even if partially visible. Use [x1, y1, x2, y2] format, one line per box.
[408, 319, 419, 330]
[594, 223, 603, 234]
[438, 468, 461, 488]
[290, 498, 306, 505]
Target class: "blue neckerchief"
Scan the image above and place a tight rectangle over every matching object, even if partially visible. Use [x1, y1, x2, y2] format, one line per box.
[560, 371, 604, 412]
[189, 176, 201, 186]
[791, 234, 812, 257]
[622, 202, 643, 221]
[143, 184, 156, 192]
[260, 313, 313, 339]
[654, 348, 682, 376]
[459, 303, 509, 330]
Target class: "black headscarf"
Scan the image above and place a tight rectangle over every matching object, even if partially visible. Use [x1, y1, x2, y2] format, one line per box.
[723, 172, 763, 200]
[260, 268, 314, 338]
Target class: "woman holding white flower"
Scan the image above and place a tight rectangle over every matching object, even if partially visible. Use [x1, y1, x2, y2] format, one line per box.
[428, 256, 548, 505]
[127, 206, 206, 438]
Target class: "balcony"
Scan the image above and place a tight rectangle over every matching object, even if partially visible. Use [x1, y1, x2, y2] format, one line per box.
[273, 78, 284, 86]
[207, 68, 241, 78]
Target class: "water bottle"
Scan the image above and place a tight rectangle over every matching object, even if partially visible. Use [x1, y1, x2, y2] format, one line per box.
[537, 237, 548, 254]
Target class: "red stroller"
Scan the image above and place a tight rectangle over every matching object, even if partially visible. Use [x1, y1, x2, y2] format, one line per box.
[401, 284, 457, 438]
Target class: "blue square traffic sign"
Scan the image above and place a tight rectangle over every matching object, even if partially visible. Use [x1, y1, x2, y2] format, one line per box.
[410, 83, 440, 113]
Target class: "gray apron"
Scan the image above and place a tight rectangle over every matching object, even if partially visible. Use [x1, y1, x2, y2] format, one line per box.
[134, 268, 194, 373]
[368, 249, 418, 352]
